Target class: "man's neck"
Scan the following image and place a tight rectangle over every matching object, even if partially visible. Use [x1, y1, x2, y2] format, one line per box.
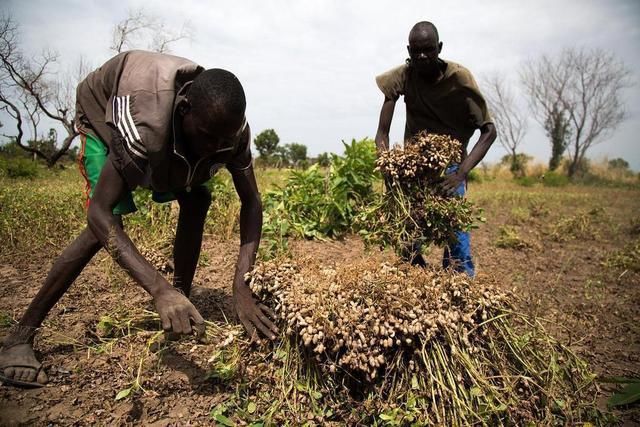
[419, 59, 446, 84]
[173, 113, 198, 164]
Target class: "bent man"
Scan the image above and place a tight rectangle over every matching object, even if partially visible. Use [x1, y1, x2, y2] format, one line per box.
[0, 50, 277, 387]
[375, 21, 497, 277]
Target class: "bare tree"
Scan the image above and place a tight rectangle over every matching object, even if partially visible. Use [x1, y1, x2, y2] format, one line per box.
[521, 48, 631, 177]
[111, 8, 191, 54]
[521, 55, 571, 172]
[0, 15, 84, 167]
[150, 22, 192, 54]
[482, 73, 528, 177]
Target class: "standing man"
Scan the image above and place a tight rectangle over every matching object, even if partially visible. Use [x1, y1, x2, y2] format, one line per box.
[374, 22, 497, 277]
[0, 50, 277, 388]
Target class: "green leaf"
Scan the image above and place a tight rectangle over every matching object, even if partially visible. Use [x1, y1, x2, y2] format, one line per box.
[379, 413, 394, 421]
[210, 404, 227, 418]
[406, 395, 416, 408]
[608, 382, 640, 407]
[411, 375, 419, 390]
[470, 386, 483, 397]
[494, 403, 508, 412]
[214, 414, 235, 426]
[247, 401, 257, 414]
[115, 387, 131, 401]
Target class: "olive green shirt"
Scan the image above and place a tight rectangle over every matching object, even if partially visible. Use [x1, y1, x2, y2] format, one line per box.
[376, 59, 492, 150]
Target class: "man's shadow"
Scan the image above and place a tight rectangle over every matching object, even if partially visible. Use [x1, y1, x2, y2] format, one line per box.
[155, 286, 243, 394]
[190, 286, 237, 324]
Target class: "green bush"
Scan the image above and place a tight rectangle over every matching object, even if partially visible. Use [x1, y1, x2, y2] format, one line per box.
[124, 189, 176, 246]
[0, 157, 39, 179]
[0, 176, 85, 253]
[515, 176, 537, 187]
[467, 169, 482, 183]
[542, 171, 569, 187]
[260, 138, 378, 258]
[500, 153, 532, 177]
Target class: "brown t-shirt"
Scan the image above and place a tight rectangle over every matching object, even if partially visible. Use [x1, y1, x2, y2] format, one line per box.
[75, 50, 252, 192]
[376, 59, 492, 150]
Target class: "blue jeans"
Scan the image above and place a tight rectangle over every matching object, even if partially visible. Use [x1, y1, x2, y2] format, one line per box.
[442, 165, 475, 277]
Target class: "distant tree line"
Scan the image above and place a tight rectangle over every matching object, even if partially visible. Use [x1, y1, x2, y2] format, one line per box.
[253, 128, 330, 169]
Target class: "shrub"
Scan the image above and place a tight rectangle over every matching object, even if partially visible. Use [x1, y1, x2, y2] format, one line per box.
[260, 138, 379, 258]
[1, 157, 39, 179]
[542, 171, 569, 187]
[515, 176, 537, 187]
[603, 239, 639, 272]
[467, 169, 482, 183]
[495, 226, 531, 250]
[549, 208, 605, 242]
[500, 153, 532, 177]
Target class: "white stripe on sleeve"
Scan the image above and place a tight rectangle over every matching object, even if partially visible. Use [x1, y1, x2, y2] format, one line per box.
[116, 97, 147, 159]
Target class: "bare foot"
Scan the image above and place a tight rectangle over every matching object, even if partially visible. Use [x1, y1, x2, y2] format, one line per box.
[0, 344, 48, 387]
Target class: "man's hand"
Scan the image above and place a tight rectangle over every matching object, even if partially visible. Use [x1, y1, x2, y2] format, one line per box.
[439, 171, 466, 196]
[154, 287, 205, 336]
[233, 282, 278, 342]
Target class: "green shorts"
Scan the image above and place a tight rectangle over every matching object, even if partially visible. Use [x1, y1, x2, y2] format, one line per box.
[79, 132, 175, 215]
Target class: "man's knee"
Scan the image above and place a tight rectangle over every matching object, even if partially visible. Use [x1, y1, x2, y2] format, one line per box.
[78, 225, 102, 251]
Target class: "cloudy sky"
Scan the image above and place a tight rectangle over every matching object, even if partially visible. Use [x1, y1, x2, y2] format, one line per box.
[4, 0, 640, 169]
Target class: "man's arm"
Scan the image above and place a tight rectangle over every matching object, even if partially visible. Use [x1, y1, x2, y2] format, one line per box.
[88, 159, 204, 335]
[440, 122, 497, 194]
[375, 96, 397, 154]
[229, 165, 278, 340]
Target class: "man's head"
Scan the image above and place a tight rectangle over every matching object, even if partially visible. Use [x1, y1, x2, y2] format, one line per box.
[407, 21, 443, 80]
[180, 68, 247, 158]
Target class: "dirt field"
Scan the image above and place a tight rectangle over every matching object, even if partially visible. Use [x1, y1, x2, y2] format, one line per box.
[1, 179, 639, 425]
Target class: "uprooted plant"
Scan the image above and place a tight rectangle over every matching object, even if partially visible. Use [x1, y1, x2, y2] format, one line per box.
[245, 257, 603, 425]
[358, 131, 481, 256]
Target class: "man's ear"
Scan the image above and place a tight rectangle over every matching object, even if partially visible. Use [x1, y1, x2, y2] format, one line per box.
[438, 41, 443, 54]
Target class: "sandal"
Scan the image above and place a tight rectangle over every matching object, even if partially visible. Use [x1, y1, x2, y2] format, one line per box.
[0, 359, 46, 388]
[0, 325, 47, 388]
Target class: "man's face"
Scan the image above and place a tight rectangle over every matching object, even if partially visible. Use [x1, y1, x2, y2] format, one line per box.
[182, 108, 246, 159]
[407, 33, 442, 79]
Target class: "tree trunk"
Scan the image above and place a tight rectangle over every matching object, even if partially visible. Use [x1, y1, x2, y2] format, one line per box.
[45, 129, 78, 168]
[567, 143, 580, 178]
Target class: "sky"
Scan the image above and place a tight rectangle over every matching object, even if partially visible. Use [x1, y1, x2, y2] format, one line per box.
[3, 0, 640, 170]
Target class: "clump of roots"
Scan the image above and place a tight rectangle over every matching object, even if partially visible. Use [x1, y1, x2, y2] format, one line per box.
[376, 131, 462, 191]
[245, 257, 602, 425]
[361, 132, 479, 253]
